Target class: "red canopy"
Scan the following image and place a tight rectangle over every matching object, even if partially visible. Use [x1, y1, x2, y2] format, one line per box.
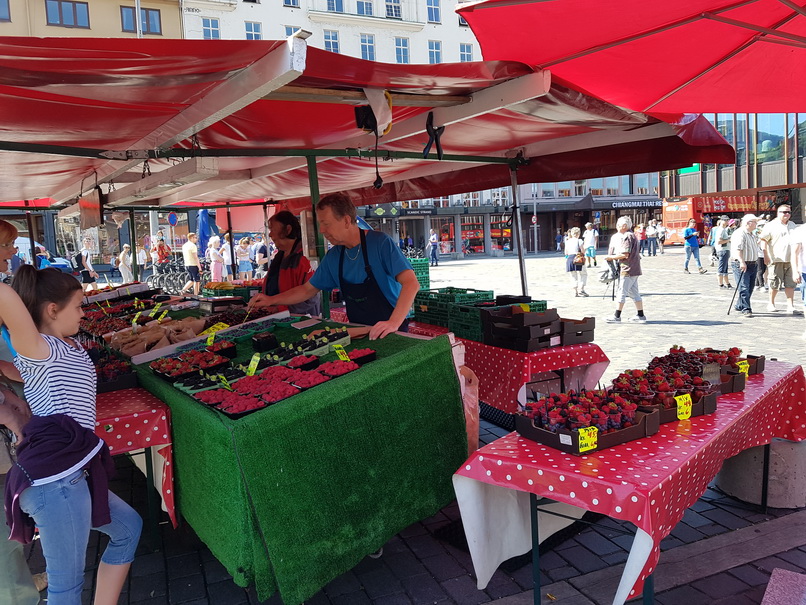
[458, 0, 806, 113]
[0, 36, 734, 212]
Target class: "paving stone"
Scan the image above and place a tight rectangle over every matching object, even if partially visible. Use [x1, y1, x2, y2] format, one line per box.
[681, 508, 713, 528]
[420, 553, 466, 581]
[385, 552, 429, 580]
[669, 522, 707, 545]
[506, 560, 551, 590]
[696, 523, 730, 537]
[691, 571, 751, 598]
[777, 548, 806, 570]
[207, 580, 248, 604]
[609, 534, 636, 551]
[601, 551, 629, 566]
[689, 500, 716, 513]
[546, 566, 581, 582]
[712, 594, 759, 605]
[167, 574, 206, 604]
[383, 536, 412, 555]
[700, 507, 752, 530]
[130, 573, 167, 602]
[331, 590, 372, 605]
[753, 555, 806, 574]
[659, 535, 685, 551]
[201, 558, 231, 584]
[557, 545, 608, 574]
[399, 523, 429, 539]
[401, 574, 449, 604]
[574, 530, 622, 556]
[359, 568, 403, 599]
[536, 549, 567, 571]
[654, 584, 713, 605]
[405, 535, 447, 559]
[727, 565, 771, 587]
[129, 597, 169, 605]
[324, 571, 362, 598]
[372, 593, 413, 605]
[132, 552, 166, 578]
[166, 553, 201, 580]
[484, 571, 521, 599]
[303, 591, 330, 605]
[440, 575, 490, 604]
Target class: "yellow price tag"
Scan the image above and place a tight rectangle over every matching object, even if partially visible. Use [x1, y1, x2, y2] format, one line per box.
[577, 426, 598, 453]
[675, 393, 692, 420]
[207, 332, 216, 346]
[218, 376, 232, 391]
[105, 299, 111, 307]
[158, 310, 169, 321]
[95, 301, 108, 315]
[333, 344, 350, 362]
[132, 311, 142, 326]
[150, 302, 162, 317]
[518, 303, 531, 312]
[126, 288, 131, 296]
[737, 360, 750, 376]
[247, 353, 261, 376]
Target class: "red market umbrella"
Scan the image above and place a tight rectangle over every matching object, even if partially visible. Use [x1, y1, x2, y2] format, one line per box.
[458, 0, 806, 113]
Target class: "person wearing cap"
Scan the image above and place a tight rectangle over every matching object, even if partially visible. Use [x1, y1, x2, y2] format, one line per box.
[758, 204, 800, 314]
[118, 244, 133, 283]
[730, 214, 761, 317]
[712, 217, 732, 289]
[582, 222, 599, 267]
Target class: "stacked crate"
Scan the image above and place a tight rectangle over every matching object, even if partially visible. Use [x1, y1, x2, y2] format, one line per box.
[409, 258, 431, 290]
[450, 300, 548, 342]
[413, 287, 494, 327]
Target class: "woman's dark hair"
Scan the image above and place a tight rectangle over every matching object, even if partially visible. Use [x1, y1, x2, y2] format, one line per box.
[12, 266, 82, 328]
[270, 211, 302, 241]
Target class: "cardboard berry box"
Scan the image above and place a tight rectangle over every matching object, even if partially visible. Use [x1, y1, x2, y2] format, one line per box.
[720, 370, 746, 394]
[651, 391, 718, 424]
[515, 407, 660, 456]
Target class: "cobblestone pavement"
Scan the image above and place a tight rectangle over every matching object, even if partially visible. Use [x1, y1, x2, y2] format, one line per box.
[25, 247, 806, 605]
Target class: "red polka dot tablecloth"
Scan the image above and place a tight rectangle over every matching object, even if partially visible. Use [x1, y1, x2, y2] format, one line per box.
[329, 307, 349, 324]
[454, 361, 806, 601]
[95, 388, 177, 527]
[462, 339, 610, 413]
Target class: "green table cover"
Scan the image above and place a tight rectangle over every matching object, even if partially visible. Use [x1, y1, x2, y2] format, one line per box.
[135, 327, 467, 604]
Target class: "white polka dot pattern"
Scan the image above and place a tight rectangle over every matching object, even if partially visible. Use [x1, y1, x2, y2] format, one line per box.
[94, 388, 177, 527]
[454, 361, 806, 598]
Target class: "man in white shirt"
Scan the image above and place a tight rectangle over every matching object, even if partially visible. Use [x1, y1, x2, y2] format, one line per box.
[758, 204, 800, 314]
[180, 233, 201, 296]
[78, 237, 98, 292]
[582, 223, 599, 268]
[789, 221, 806, 335]
[730, 214, 761, 318]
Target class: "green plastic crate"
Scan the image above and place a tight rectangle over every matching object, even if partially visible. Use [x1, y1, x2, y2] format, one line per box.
[415, 287, 494, 307]
[448, 315, 484, 341]
[202, 287, 250, 300]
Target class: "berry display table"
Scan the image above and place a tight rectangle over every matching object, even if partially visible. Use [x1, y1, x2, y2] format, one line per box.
[453, 361, 806, 604]
[94, 388, 177, 528]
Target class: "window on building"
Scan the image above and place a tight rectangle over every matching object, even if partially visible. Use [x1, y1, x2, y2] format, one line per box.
[394, 37, 409, 64]
[386, 0, 401, 18]
[459, 42, 472, 62]
[360, 33, 375, 61]
[357, 0, 372, 15]
[121, 7, 162, 34]
[0, 0, 10, 21]
[46, 0, 89, 28]
[540, 183, 555, 198]
[426, 0, 440, 22]
[428, 40, 442, 64]
[491, 188, 508, 205]
[458, 14, 467, 26]
[284, 25, 300, 36]
[556, 181, 572, 197]
[755, 114, 785, 163]
[202, 17, 220, 39]
[324, 29, 339, 53]
[461, 191, 480, 206]
[245, 21, 261, 39]
[327, 0, 344, 12]
[283, 0, 299, 6]
[574, 180, 588, 196]
[633, 174, 650, 195]
[605, 176, 619, 196]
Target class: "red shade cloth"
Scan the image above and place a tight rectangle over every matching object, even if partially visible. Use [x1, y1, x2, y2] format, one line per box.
[454, 361, 806, 601]
[95, 388, 177, 527]
[458, 0, 806, 113]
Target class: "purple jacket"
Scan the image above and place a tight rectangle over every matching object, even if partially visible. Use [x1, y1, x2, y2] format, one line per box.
[4, 414, 115, 544]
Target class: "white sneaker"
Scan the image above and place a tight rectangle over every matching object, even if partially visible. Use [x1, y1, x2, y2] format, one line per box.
[628, 315, 648, 323]
[787, 306, 804, 315]
[605, 315, 621, 323]
[767, 304, 779, 312]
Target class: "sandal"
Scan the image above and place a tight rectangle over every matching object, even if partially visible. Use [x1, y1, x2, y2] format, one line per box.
[579, 291, 589, 297]
[698, 268, 708, 274]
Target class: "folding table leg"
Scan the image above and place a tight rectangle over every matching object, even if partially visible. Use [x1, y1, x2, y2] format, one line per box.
[530, 493, 540, 605]
[642, 573, 654, 604]
[761, 443, 771, 514]
[143, 447, 160, 550]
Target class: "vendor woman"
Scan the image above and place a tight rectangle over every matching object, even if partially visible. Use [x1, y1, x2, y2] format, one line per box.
[260, 211, 320, 316]
[250, 193, 419, 340]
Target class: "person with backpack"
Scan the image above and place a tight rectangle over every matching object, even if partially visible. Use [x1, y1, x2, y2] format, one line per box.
[76, 237, 98, 292]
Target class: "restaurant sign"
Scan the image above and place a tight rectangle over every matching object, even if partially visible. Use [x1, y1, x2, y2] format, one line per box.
[696, 195, 756, 213]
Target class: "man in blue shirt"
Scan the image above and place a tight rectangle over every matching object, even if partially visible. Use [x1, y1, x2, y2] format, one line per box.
[251, 193, 419, 340]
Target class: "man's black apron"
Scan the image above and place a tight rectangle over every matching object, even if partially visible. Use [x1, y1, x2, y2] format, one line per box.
[338, 229, 408, 331]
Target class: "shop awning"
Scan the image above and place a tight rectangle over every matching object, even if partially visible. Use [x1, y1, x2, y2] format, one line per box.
[0, 36, 734, 213]
[457, 0, 806, 114]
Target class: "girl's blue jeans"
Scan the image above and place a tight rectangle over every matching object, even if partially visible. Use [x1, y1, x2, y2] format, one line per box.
[684, 245, 702, 269]
[19, 469, 142, 605]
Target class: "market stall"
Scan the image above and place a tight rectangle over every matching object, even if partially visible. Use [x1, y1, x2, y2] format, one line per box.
[453, 360, 806, 605]
[134, 324, 467, 605]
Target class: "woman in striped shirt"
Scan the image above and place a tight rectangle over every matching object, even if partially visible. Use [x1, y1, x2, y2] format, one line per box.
[2, 266, 141, 604]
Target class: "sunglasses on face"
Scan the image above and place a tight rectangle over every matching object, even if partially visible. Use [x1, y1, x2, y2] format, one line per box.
[779, 210, 791, 214]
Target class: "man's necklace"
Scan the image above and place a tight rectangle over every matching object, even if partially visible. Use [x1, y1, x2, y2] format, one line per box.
[345, 244, 361, 261]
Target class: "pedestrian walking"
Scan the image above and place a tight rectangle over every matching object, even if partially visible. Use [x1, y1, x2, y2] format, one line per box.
[712, 217, 732, 288]
[582, 222, 598, 267]
[77, 236, 99, 292]
[118, 244, 134, 284]
[564, 227, 588, 297]
[207, 236, 224, 282]
[635, 223, 648, 255]
[180, 233, 201, 296]
[683, 218, 708, 274]
[755, 220, 769, 291]
[730, 214, 761, 317]
[429, 229, 439, 266]
[645, 220, 659, 256]
[790, 222, 806, 337]
[656, 221, 667, 254]
[758, 204, 801, 314]
[555, 229, 563, 252]
[604, 216, 646, 323]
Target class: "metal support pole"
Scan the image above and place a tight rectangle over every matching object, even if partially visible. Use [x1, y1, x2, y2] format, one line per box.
[761, 443, 771, 513]
[225, 203, 236, 278]
[306, 156, 329, 319]
[510, 168, 529, 296]
[530, 493, 540, 605]
[129, 208, 139, 281]
[24, 201, 36, 266]
[643, 573, 655, 604]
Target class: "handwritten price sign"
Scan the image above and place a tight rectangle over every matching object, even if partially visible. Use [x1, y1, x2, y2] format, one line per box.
[736, 360, 750, 376]
[577, 426, 598, 453]
[675, 393, 692, 420]
[332, 344, 350, 362]
[247, 353, 261, 376]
